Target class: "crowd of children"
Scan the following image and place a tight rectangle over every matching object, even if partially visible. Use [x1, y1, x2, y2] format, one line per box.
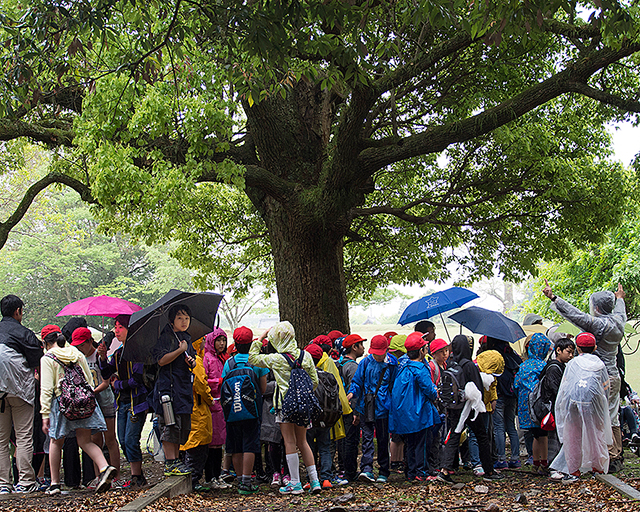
[0, 284, 631, 496]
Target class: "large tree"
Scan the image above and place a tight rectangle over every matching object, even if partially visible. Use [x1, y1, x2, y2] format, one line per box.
[1, 0, 639, 343]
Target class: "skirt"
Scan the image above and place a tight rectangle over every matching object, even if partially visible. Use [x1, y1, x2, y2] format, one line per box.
[48, 397, 107, 440]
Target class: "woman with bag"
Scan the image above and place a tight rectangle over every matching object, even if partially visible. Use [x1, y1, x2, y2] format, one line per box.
[40, 325, 116, 495]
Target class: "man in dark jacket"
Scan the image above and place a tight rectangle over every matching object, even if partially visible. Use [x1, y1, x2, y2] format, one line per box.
[0, 295, 42, 494]
[437, 335, 504, 485]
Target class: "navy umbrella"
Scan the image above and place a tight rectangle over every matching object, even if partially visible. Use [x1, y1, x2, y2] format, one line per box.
[398, 287, 479, 340]
[448, 306, 525, 343]
[123, 289, 223, 363]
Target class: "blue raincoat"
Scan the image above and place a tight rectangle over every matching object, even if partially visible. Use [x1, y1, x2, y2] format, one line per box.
[514, 333, 552, 429]
[348, 353, 397, 420]
[389, 359, 440, 435]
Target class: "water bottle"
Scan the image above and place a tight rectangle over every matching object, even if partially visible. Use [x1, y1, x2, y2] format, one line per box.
[160, 394, 176, 426]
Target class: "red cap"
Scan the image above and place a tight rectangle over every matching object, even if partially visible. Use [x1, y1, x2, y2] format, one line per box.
[430, 338, 449, 354]
[343, 333, 366, 348]
[405, 332, 427, 351]
[71, 327, 93, 346]
[327, 330, 344, 341]
[479, 335, 488, 345]
[576, 332, 596, 348]
[312, 335, 332, 346]
[41, 324, 62, 340]
[233, 326, 254, 345]
[383, 331, 398, 341]
[369, 335, 389, 355]
[304, 344, 324, 360]
[227, 343, 237, 356]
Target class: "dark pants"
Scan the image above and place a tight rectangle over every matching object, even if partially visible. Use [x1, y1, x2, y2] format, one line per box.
[442, 408, 494, 476]
[361, 417, 390, 477]
[405, 428, 428, 480]
[343, 413, 360, 481]
[204, 447, 222, 481]
[62, 436, 95, 487]
[426, 421, 443, 475]
[186, 445, 209, 486]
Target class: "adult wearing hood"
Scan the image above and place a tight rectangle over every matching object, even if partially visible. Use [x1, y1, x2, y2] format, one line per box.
[438, 335, 503, 484]
[514, 333, 553, 472]
[249, 322, 320, 495]
[543, 280, 626, 470]
[202, 327, 230, 488]
[40, 327, 115, 495]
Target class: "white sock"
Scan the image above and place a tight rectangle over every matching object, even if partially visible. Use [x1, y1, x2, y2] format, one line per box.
[286, 453, 301, 484]
[307, 464, 318, 483]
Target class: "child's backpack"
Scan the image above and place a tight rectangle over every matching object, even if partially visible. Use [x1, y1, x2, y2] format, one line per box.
[438, 361, 467, 410]
[46, 353, 97, 421]
[281, 351, 322, 427]
[314, 370, 342, 428]
[337, 357, 357, 390]
[528, 360, 560, 425]
[220, 357, 262, 423]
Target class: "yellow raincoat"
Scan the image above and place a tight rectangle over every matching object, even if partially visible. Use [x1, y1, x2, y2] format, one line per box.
[476, 349, 504, 413]
[316, 352, 352, 440]
[181, 352, 214, 451]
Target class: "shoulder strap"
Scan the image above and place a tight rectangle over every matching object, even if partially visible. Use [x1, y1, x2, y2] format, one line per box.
[227, 357, 237, 372]
[296, 350, 305, 367]
[373, 365, 387, 396]
[46, 352, 68, 369]
[282, 353, 295, 368]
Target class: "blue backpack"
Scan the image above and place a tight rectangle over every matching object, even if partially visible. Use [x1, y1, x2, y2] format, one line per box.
[280, 351, 322, 427]
[220, 357, 262, 423]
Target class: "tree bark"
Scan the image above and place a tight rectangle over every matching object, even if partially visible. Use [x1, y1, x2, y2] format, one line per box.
[260, 196, 350, 346]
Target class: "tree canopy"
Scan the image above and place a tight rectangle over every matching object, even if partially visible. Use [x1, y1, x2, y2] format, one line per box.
[1, 0, 640, 342]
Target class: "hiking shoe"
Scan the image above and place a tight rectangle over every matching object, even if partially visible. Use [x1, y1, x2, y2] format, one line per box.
[493, 461, 508, 470]
[132, 474, 148, 488]
[437, 472, 454, 485]
[0, 486, 12, 495]
[562, 474, 579, 484]
[508, 460, 522, 469]
[164, 460, 191, 477]
[525, 456, 533, 466]
[483, 473, 505, 482]
[309, 480, 321, 494]
[238, 481, 259, 495]
[279, 482, 303, 495]
[358, 472, 375, 482]
[86, 477, 99, 490]
[322, 480, 333, 489]
[220, 469, 236, 483]
[45, 484, 62, 495]
[216, 477, 231, 489]
[271, 473, 281, 488]
[376, 475, 388, 483]
[14, 482, 39, 493]
[473, 465, 485, 477]
[96, 466, 116, 493]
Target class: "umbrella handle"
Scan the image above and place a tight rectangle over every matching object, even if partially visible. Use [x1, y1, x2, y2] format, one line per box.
[216, 314, 220, 329]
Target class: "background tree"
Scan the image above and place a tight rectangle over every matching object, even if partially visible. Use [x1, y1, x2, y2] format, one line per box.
[1, 0, 640, 343]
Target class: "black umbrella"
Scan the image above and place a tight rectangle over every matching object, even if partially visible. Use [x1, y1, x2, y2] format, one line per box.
[122, 289, 223, 363]
[448, 306, 526, 343]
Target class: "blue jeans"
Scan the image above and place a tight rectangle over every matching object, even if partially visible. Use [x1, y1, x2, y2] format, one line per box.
[361, 418, 390, 477]
[117, 402, 146, 463]
[307, 426, 332, 481]
[468, 412, 491, 467]
[494, 397, 519, 462]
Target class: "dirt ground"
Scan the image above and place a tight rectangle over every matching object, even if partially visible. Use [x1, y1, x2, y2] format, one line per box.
[2, 454, 640, 512]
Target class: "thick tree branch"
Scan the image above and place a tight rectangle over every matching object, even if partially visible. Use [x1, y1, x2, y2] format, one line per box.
[0, 119, 75, 146]
[357, 40, 640, 177]
[0, 172, 94, 249]
[565, 81, 640, 112]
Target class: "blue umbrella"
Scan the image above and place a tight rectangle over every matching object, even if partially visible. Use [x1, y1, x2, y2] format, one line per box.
[448, 306, 525, 343]
[398, 287, 479, 325]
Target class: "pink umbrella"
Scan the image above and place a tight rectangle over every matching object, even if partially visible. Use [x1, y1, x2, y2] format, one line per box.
[57, 295, 142, 318]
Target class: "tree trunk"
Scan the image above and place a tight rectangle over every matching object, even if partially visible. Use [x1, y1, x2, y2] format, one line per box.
[261, 197, 350, 346]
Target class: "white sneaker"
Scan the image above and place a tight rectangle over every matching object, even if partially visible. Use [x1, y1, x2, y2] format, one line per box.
[473, 465, 485, 477]
[216, 477, 231, 489]
[549, 471, 564, 481]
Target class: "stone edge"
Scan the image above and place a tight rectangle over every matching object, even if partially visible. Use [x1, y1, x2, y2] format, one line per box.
[595, 473, 640, 501]
[117, 476, 191, 512]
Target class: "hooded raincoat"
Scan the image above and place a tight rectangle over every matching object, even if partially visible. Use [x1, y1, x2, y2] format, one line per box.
[347, 353, 397, 420]
[180, 354, 213, 450]
[389, 358, 440, 435]
[550, 354, 612, 474]
[476, 349, 504, 412]
[514, 333, 552, 429]
[248, 322, 318, 409]
[203, 328, 228, 446]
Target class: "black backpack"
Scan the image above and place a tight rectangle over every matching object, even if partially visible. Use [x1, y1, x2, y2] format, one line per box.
[220, 357, 262, 423]
[280, 351, 322, 427]
[438, 361, 467, 410]
[528, 360, 561, 425]
[314, 370, 342, 428]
